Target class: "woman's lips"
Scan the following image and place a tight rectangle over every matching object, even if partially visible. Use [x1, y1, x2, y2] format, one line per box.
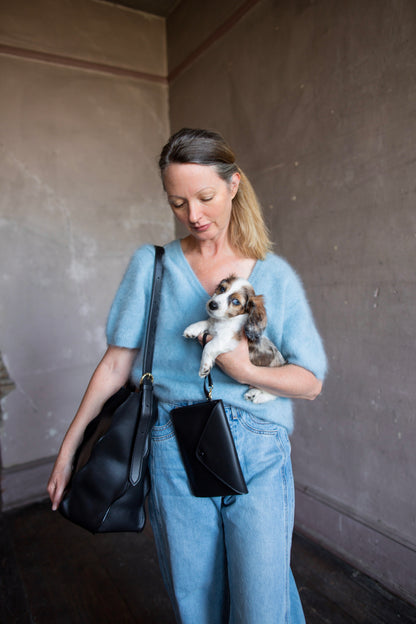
[192, 223, 210, 232]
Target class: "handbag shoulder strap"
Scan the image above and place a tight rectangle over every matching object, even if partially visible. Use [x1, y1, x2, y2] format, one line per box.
[141, 245, 164, 378]
[129, 245, 164, 487]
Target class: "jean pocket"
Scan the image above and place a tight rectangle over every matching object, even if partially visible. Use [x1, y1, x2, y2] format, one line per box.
[151, 402, 176, 441]
[237, 407, 284, 436]
[151, 420, 175, 441]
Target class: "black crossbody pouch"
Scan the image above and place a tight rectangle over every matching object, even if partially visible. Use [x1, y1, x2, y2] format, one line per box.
[171, 338, 248, 498]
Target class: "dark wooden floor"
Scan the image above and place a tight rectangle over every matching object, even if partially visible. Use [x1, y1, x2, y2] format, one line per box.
[1, 501, 415, 624]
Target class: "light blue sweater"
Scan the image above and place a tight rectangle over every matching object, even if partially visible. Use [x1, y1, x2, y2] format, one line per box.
[106, 240, 327, 433]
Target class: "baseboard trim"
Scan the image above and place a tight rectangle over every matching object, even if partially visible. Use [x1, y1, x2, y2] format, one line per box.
[295, 483, 416, 607]
[1, 456, 56, 511]
[295, 482, 416, 552]
[2, 460, 415, 605]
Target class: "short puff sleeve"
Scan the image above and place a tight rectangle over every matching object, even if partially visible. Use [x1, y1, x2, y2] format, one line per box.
[106, 245, 155, 349]
[280, 269, 327, 381]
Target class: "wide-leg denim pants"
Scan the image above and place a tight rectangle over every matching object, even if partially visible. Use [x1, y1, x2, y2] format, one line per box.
[149, 401, 305, 624]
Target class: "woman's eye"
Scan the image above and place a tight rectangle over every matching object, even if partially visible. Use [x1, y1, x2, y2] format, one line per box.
[171, 202, 184, 209]
[201, 197, 213, 202]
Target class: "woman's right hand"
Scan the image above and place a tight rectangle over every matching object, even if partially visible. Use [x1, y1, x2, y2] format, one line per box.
[46, 345, 138, 511]
[47, 454, 74, 511]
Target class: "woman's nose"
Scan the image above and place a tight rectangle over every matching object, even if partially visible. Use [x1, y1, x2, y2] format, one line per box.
[188, 201, 202, 223]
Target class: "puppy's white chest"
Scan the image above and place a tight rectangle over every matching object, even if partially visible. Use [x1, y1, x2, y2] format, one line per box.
[208, 315, 247, 344]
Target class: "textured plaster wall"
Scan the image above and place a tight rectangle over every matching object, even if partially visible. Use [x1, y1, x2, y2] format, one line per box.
[166, 0, 244, 73]
[0, 0, 172, 508]
[0, 0, 166, 75]
[167, 0, 416, 603]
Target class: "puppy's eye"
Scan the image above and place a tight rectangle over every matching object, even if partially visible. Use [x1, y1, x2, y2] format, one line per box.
[231, 298, 240, 306]
[218, 285, 226, 293]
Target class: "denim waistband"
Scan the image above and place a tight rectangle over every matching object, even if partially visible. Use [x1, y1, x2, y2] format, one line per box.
[157, 399, 289, 436]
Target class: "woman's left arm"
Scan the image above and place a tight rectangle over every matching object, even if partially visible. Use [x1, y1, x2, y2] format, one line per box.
[215, 337, 323, 401]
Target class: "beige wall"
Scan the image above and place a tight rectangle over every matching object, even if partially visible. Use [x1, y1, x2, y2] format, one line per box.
[0, 0, 166, 75]
[167, 0, 416, 604]
[0, 0, 173, 508]
[166, 0, 243, 74]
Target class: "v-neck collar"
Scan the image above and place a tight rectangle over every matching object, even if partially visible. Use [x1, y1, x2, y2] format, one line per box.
[172, 239, 262, 297]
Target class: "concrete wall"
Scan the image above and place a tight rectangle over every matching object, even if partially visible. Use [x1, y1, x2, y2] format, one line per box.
[0, 0, 173, 509]
[167, 0, 416, 603]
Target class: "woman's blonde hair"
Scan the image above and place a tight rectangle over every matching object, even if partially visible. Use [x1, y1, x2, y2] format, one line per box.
[159, 128, 272, 260]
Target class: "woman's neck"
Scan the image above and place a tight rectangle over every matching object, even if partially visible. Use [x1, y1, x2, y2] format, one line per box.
[180, 236, 256, 294]
[180, 232, 233, 258]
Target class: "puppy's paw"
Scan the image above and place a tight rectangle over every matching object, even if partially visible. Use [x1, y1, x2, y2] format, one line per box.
[244, 388, 260, 402]
[199, 359, 214, 378]
[244, 388, 275, 403]
[183, 321, 207, 339]
[183, 325, 200, 339]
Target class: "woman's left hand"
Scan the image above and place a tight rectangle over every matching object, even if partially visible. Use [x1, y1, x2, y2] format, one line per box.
[214, 336, 253, 384]
[198, 333, 252, 385]
[198, 333, 322, 400]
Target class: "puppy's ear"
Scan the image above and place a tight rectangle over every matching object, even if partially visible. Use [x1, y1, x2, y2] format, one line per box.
[214, 274, 237, 294]
[244, 295, 267, 342]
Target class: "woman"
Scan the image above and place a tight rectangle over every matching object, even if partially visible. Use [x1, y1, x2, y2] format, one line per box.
[48, 128, 327, 623]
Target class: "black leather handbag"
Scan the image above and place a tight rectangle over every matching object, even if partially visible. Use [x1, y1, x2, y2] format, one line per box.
[59, 245, 164, 533]
[171, 348, 248, 498]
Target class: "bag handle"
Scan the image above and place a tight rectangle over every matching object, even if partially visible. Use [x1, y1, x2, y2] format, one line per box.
[140, 245, 165, 383]
[129, 245, 164, 487]
[202, 332, 214, 400]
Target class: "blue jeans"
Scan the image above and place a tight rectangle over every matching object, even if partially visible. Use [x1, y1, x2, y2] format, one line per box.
[149, 401, 305, 624]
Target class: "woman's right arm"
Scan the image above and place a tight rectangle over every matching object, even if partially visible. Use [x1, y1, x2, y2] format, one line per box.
[47, 345, 138, 510]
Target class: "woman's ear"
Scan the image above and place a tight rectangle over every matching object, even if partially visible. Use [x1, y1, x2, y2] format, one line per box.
[230, 172, 240, 199]
[244, 295, 267, 342]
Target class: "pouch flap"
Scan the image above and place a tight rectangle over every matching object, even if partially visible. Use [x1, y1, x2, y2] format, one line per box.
[196, 402, 248, 495]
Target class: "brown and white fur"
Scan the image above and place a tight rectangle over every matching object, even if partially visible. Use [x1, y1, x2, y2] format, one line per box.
[184, 275, 286, 403]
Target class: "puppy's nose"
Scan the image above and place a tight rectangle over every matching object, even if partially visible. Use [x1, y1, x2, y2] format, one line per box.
[208, 300, 218, 311]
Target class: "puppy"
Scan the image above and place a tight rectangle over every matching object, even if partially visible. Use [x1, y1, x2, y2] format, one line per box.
[184, 275, 286, 403]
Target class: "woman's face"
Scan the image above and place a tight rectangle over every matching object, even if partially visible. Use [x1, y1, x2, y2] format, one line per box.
[163, 163, 240, 242]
